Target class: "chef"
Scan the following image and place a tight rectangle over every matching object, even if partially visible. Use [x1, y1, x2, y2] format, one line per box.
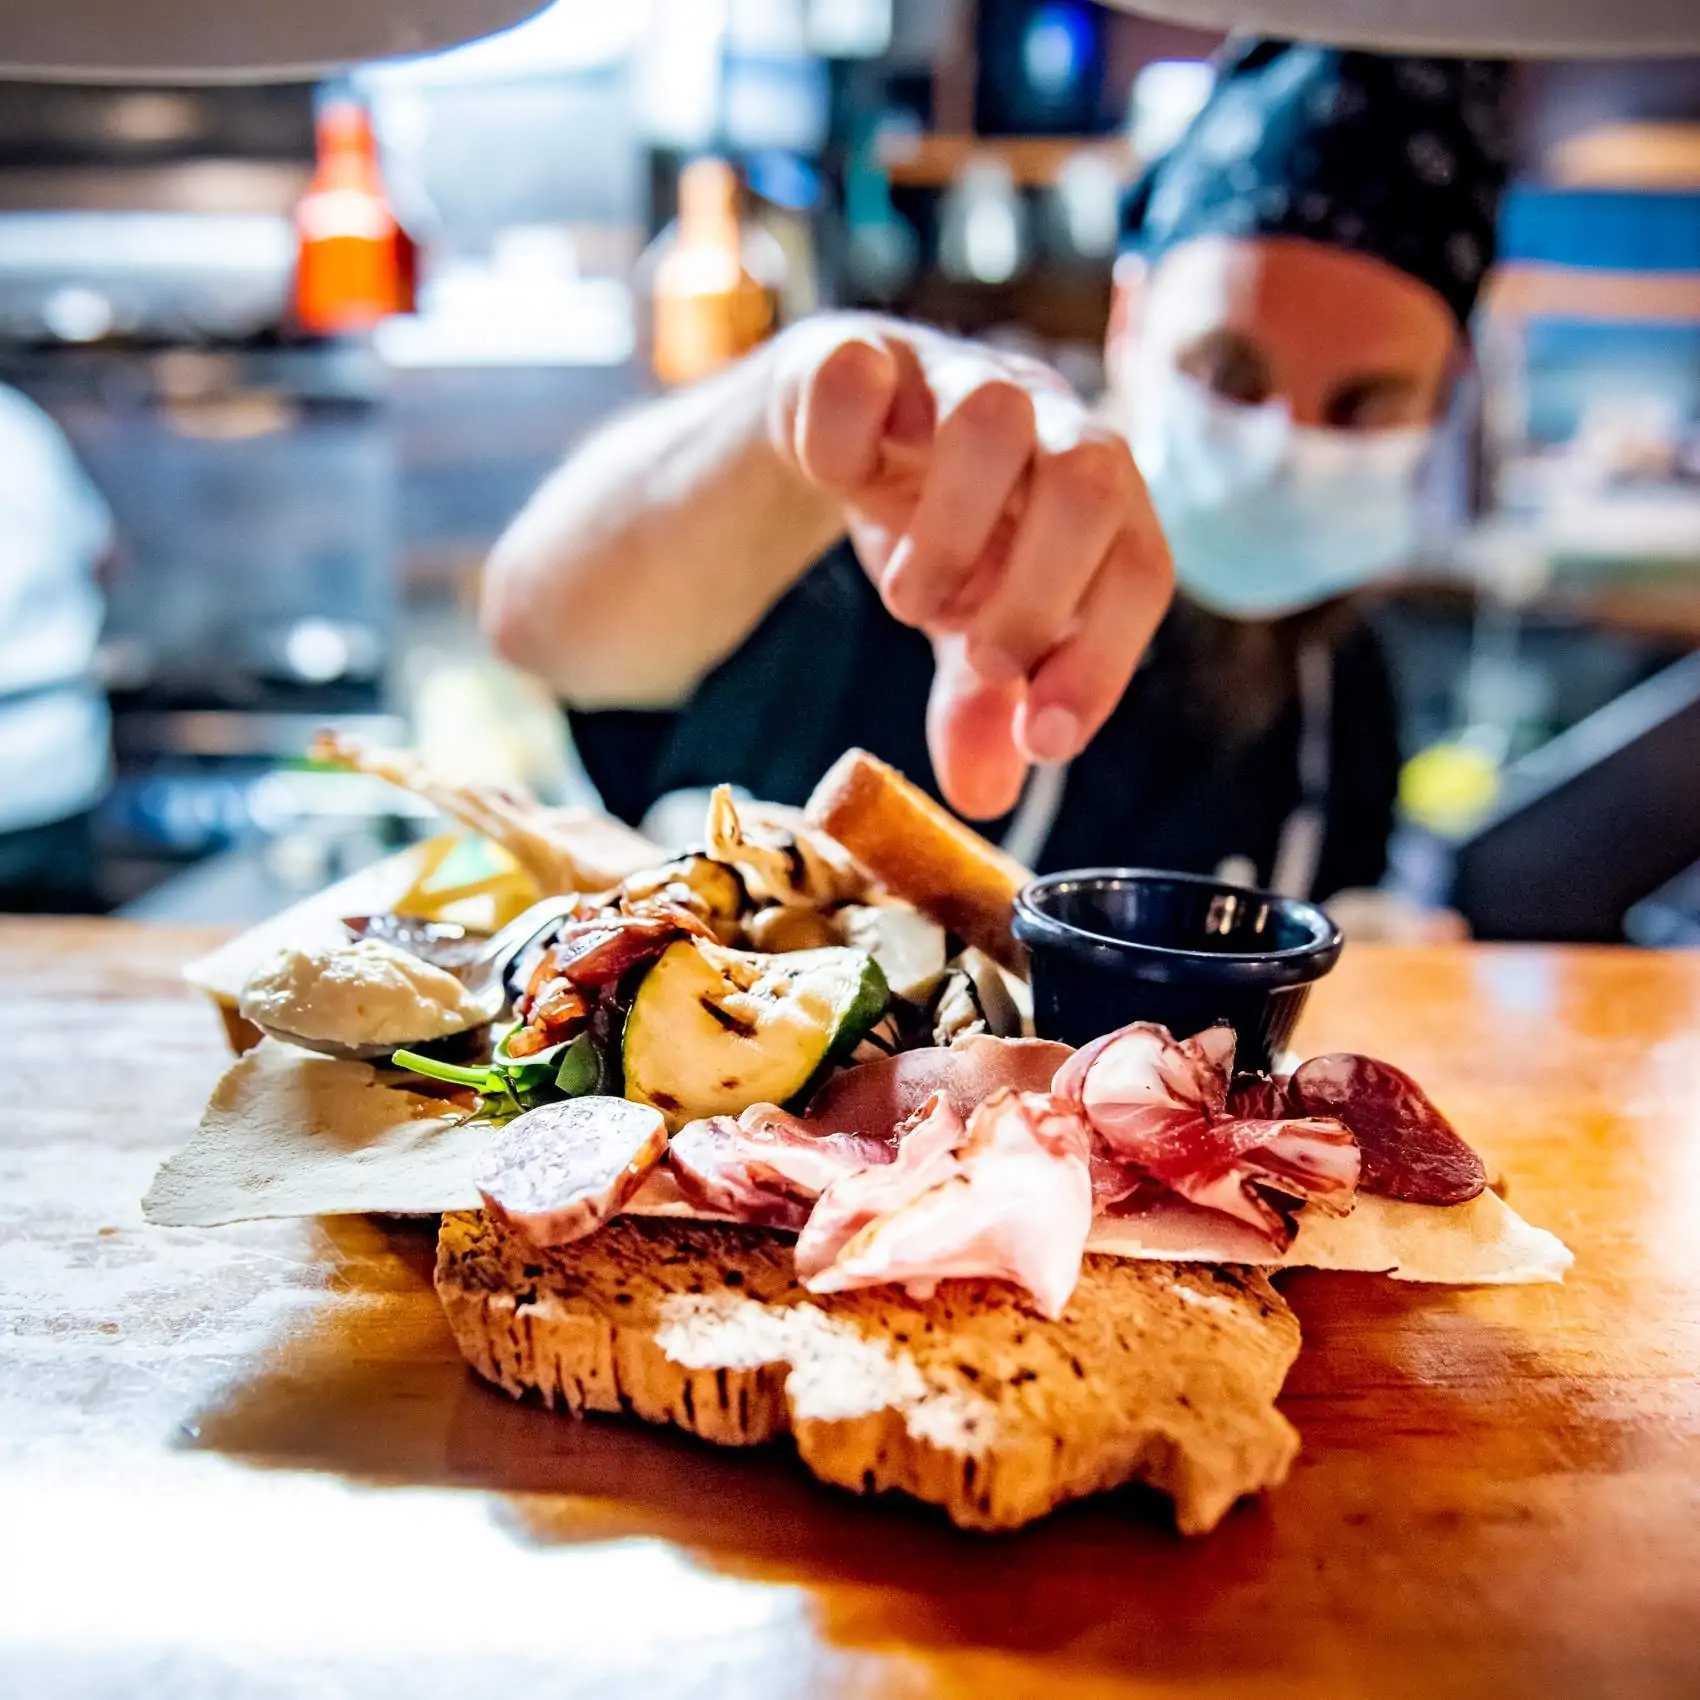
[483, 40, 1508, 902]
[0, 384, 113, 912]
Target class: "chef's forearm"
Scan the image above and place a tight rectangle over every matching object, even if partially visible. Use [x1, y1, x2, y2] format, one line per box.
[481, 337, 844, 708]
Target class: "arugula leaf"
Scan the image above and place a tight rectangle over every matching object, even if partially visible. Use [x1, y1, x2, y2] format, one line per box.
[554, 1032, 600, 1096]
[391, 1026, 604, 1120]
[389, 1050, 496, 1091]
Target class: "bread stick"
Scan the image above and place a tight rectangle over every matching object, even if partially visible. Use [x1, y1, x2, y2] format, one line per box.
[805, 749, 1032, 973]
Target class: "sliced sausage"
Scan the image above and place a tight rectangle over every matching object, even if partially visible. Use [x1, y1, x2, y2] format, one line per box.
[476, 1096, 668, 1247]
[1289, 1053, 1486, 1205]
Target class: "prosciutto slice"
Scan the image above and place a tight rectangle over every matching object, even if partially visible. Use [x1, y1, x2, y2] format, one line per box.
[795, 1093, 971, 1270]
[668, 1104, 893, 1231]
[1225, 1072, 1294, 1121]
[1058, 1023, 1360, 1249]
[630, 1020, 1481, 1310]
[797, 1089, 1094, 1320]
[1143, 1117, 1363, 1240]
[1056, 1024, 1232, 1159]
[803, 1035, 1074, 1139]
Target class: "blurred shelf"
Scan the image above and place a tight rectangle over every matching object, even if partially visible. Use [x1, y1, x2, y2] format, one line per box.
[1551, 123, 1700, 191]
[1486, 264, 1700, 323]
[1546, 580, 1700, 647]
[1398, 571, 1700, 647]
[877, 132, 1137, 188]
[1492, 186, 1700, 324]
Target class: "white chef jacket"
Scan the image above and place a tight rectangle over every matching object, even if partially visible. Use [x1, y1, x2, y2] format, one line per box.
[0, 384, 112, 835]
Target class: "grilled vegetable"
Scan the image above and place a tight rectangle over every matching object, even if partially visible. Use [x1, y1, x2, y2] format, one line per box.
[623, 939, 888, 1129]
[836, 904, 949, 1004]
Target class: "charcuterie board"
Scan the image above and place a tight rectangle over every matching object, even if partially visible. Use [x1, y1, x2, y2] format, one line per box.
[5, 920, 1696, 1697]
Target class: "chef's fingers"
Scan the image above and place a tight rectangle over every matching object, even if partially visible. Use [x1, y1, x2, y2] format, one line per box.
[960, 428, 1133, 683]
[935, 505, 1023, 626]
[879, 367, 1037, 629]
[778, 329, 901, 494]
[926, 634, 1029, 821]
[1014, 522, 1172, 764]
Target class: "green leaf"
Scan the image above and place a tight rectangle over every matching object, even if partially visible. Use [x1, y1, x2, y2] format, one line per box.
[554, 1032, 600, 1097]
[389, 1050, 495, 1091]
[397, 1019, 605, 1119]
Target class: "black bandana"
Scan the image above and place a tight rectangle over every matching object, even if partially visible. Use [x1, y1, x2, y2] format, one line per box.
[1123, 39, 1511, 326]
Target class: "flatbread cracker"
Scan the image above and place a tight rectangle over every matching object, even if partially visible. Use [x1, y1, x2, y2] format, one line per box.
[146, 1046, 1571, 1285]
[1086, 1188, 1572, 1284]
[143, 1042, 483, 1227]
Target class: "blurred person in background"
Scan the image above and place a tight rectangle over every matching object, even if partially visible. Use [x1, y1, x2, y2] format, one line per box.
[483, 41, 1507, 914]
[0, 384, 113, 913]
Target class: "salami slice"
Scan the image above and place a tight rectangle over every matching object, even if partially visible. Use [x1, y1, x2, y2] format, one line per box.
[476, 1096, 668, 1247]
[1289, 1054, 1486, 1205]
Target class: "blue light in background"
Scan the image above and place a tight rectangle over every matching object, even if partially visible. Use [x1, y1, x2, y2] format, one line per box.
[746, 151, 822, 213]
[1022, 2, 1094, 107]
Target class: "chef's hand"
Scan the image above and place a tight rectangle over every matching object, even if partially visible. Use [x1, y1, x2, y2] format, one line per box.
[770, 317, 1173, 820]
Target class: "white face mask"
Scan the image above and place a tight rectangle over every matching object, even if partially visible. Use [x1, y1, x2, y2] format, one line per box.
[1123, 367, 1435, 620]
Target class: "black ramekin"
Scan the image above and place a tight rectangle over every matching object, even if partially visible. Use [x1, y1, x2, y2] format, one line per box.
[1011, 868, 1343, 1073]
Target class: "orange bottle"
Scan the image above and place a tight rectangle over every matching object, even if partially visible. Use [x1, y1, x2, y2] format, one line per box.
[292, 97, 413, 337]
[650, 158, 775, 387]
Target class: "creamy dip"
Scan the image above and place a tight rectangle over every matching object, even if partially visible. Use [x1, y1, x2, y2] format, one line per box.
[238, 938, 491, 1050]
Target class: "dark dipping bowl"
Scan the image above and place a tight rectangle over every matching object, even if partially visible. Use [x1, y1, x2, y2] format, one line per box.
[1011, 868, 1343, 1073]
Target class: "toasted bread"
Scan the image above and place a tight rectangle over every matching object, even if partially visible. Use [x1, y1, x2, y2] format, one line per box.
[805, 749, 1032, 974]
[435, 1210, 1302, 1534]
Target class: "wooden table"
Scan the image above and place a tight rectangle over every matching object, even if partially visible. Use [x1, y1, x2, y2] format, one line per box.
[4, 920, 1699, 1698]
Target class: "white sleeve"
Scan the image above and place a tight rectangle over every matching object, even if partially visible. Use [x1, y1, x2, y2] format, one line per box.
[0, 384, 112, 695]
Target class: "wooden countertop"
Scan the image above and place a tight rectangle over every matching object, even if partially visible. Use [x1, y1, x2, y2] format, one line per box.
[4, 919, 1699, 1698]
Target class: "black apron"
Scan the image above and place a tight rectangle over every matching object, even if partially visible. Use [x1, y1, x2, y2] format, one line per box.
[568, 544, 1399, 900]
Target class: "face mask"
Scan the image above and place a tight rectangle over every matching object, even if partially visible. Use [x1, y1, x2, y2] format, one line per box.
[1125, 367, 1435, 620]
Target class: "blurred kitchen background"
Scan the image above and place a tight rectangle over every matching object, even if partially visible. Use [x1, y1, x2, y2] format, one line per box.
[2, 0, 1697, 943]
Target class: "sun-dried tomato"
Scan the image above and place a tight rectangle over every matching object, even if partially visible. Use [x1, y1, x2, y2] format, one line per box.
[533, 978, 589, 1030]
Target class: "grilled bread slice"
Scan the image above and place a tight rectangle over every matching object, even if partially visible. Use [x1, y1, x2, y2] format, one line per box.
[435, 1210, 1302, 1534]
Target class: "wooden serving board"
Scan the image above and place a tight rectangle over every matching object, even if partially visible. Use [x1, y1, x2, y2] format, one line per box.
[3, 918, 1698, 1698]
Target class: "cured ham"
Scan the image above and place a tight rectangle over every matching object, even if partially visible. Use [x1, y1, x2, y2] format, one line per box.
[476, 1097, 667, 1247]
[1055, 1024, 1229, 1155]
[669, 1104, 893, 1231]
[1139, 1117, 1362, 1241]
[1225, 1072, 1294, 1121]
[1290, 1053, 1487, 1205]
[798, 1089, 1095, 1320]
[795, 1093, 971, 1270]
[1057, 1022, 1360, 1249]
[480, 1015, 1485, 1311]
[803, 1035, 1074, 1139]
